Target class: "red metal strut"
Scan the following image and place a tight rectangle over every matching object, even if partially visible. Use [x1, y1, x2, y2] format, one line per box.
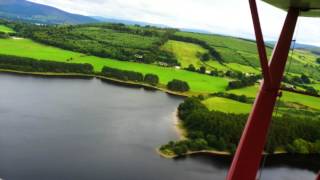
[226, 1, 299, 179]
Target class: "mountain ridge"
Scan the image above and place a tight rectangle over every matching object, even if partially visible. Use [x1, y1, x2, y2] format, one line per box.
[0, 0, 98, 24]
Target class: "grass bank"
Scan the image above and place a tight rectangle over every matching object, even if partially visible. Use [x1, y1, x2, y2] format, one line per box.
[0, 69, 194, 97]
[0, 38, 229, 94]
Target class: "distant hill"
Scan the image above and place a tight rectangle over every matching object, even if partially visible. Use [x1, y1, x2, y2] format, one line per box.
[91, 16, 212, 34]
[267, 41, 320, 55]
[0, 0, 98, 24]
[294, 43, 320, 55]
[91, 16, 169, 28]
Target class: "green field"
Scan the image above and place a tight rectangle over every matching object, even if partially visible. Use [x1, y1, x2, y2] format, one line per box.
[174, 31, 320, 80]
[310, 84, 320, 91]
[161, 40, 260, 75]
[161, 40, 207, 68]
[0, 38, 228, 93]
[175, 31, 272, 63]
[203, 97, 252, 114]
[205, 61, 229, 71]
[226, 63, 260, 74]
[228, 85, 320, 110]
[0, 25, 14, 33]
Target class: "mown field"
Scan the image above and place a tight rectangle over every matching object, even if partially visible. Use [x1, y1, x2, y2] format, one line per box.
[0, 38, 228, 93]
[0, 24, 14, 33]
[203, 97, 252, 114]
[161, 40, 207, 68]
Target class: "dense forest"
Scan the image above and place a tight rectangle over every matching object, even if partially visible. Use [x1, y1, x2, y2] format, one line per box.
[0, 55, 93, 74]
[161, 97, 320, 156]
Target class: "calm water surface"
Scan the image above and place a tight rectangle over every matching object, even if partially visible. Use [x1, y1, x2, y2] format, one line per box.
[0, 74, 318, 180]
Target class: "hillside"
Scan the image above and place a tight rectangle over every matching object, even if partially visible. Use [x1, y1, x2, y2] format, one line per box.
[173, 32, 320, 80]
[0, 21, 319, 98]
[0, 0, 97, 24]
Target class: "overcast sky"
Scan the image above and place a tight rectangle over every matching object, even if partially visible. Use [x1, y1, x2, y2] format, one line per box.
[28, 0, 320, 46]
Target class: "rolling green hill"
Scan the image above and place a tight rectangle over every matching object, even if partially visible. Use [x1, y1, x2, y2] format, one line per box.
[174, 31, 320, 80]
[0, 24, 14, 33]
[13, 23, 178, 66]
[0, 21, 319, 110]
[0, 0, 98, 24]
[0, 38, 228, 93]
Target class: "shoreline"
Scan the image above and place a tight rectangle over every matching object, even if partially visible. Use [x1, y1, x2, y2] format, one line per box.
[158, 109, 298, 159]
[1, 69, 301, 158]
[0, 69, 193, 97]
[157, 109, 231, 159]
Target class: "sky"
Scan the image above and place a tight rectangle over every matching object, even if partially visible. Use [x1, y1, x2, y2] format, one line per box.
[28, 0, 320, 46]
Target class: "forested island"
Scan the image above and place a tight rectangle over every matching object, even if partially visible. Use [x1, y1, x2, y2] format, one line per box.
[159, 97, 320, 158]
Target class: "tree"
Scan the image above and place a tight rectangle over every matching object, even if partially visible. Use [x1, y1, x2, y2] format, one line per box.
[210, 69, 219, 76]
[313, 140, 320, 153]
[291, 138, 310, 154]
[172, 144, 188, 156]
[102, 66, 143, 82]
[189, 138, 208, 151]
[305, 86, 318, 95]
[316, 58, 320, 64]
[167, 79, 190, 92]
[200, 53, 210, 61]
[188, 131, 204, 139]
[301, 74, 311, 84]
[215, 138, 227, 151]
[144, 74, 159, 86]
[199, 66, 206, 74]
[186, 64, 196, 72]
[0, 32, 9, 39]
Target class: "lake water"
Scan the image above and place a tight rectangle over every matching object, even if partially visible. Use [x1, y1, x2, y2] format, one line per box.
[0, 74, 318, 180]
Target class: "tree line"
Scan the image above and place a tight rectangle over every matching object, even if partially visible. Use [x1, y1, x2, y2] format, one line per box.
[227, 75, 261, 90]
[161, 97, 320, 156]
[0, 55, 93, 74]
[101, 66, 159, 86]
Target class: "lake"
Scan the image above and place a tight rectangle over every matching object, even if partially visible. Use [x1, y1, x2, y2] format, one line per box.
[0, 74, 318, 180]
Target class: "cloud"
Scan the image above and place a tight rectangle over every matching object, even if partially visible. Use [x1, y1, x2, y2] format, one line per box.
[27, 0, 320, 46]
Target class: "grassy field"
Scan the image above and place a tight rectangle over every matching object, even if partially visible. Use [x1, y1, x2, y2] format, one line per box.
[228, 85, 320, 110]
[205, 61, 229, 71]
[175, 31, 272, 63]
[0, 38, 229, 93]
[174, 31, 320, 80]
[226, 63, 260, 74]
[0, 25, 14, 33]
[203, 97, 252, 114]
[161, 40, 207, 68]
[161, 40, 260, 75]
[310, 84, 320, 91]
